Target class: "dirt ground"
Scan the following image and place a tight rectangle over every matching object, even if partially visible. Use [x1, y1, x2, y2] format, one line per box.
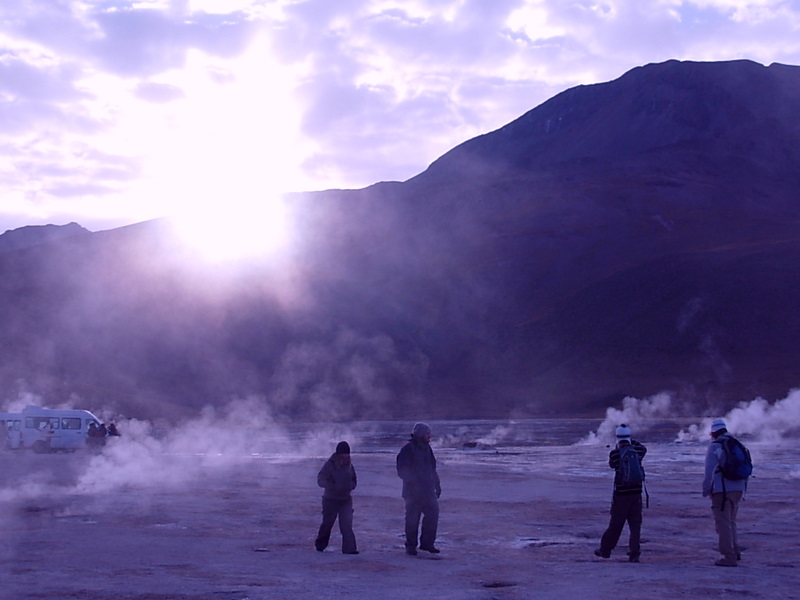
[2, 444, 798, 600]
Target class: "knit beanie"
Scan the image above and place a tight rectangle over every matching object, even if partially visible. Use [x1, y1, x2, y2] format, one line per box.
[615, 424, 632, 442]
[412, 422, 432, 438]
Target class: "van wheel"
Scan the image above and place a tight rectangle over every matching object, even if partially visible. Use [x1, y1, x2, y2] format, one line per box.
[32, 440, 49, 454]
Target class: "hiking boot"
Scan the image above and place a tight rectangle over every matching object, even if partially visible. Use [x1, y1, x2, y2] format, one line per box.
[594, 548, 610, 559]
[715, 558, 738, 567]
[343, 550, 359, 555]
[420, 545, 441, 554]
[406, 547, 418, 556]
[628, 555, 640, 563]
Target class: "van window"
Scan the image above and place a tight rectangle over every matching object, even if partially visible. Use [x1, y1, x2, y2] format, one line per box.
[62, 417, 82, 430]
[25, 416, 60, 430]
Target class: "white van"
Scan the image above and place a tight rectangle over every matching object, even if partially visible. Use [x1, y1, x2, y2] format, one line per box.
[0, 406, 102, 453]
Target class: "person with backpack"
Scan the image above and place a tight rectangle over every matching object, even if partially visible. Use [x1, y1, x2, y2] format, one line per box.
[315, 441, 359, 554]
[702, 418, 751, 567]
[595, 424, 647, 562]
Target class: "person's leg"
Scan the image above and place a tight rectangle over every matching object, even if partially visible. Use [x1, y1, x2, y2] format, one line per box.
[727, 491, 742, 559]
[598, 496, 626, 556]
[711, 493, 738, 565]
[338, 499, 358, 553]
[626, 494, 643, 560]
[405, 499, 422, 552]
[315, 498, 338, 551]
[419, 498, 440, 551]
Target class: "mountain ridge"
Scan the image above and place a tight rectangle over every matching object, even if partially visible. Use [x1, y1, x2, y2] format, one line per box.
[2, 59, 799, 421]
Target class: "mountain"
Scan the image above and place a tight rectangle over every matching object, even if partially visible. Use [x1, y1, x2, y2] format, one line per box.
[2, 59, 800, 421]
[0, 222, 90, 253]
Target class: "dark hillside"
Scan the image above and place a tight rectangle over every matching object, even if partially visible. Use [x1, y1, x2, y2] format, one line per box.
[1, 59, 799, 420]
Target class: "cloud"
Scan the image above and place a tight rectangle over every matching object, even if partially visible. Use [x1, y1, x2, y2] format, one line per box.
[582, 392, 677, 444]
[135, 82, 185, 103]
[74, 399, 290, 494]
[0, 396, 362, 506]
[279, 0, 572, 183]
[581, 387, 800, 446]
[90, 8, 256, 77]
[677, 388, 800, 443]
[3, 0, 800, 232]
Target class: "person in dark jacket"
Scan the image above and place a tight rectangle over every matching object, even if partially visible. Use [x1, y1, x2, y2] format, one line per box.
[595, 424, 647, 562]
[315, 441, 358, 554]
[396, 422, 441, 556]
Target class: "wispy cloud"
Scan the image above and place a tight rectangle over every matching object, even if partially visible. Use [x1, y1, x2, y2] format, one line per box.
[1, 0, 800, 232]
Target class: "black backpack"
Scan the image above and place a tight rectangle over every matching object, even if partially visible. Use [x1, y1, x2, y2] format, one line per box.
[715, 436, 753, 480]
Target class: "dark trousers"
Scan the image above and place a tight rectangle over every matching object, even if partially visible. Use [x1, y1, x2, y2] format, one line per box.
[404, 496, 439, 550]
[600, 493, 642, 558]
[315, 497, 357, 553]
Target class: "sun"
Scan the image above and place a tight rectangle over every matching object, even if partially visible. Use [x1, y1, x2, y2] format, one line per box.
[169, 194, 292, 263]
[125, 34, 311, 263]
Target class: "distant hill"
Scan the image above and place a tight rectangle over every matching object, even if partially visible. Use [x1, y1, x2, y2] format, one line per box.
[0, 222, 90, 253]
[1, 59, 799, 421]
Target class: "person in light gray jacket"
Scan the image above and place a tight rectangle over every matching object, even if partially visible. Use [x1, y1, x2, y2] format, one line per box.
[702, 418, 748, 567]
[315, 441, 358, 554]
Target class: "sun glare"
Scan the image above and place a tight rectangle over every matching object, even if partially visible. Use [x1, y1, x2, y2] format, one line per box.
[171, 194, 292, 263]
[111, 32, 316, 239]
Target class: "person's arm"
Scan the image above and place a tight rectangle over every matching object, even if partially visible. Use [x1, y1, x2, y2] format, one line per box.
[432, 450, 441, 497]
[608, 448, 620, 469]
[702, 443, 719, 496]
[397, 445, 413, 481]
[318, 461, 332, 489]
[634, 441, 647, 460]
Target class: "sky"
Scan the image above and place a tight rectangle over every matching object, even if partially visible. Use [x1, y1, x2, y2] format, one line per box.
[2, 0, 800, 236]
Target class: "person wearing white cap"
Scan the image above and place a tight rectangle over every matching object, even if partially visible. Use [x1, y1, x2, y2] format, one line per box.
[703, 418, 749, 567]
[594, 424, 647, 562]
[396, 422, 442, 555]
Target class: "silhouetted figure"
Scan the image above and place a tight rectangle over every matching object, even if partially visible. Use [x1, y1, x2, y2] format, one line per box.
[107, 423, 120, 436]
[315, 441, 358, 554]
[87, 421, 106, 448]
[396, 422, 441, 555]
[595, 424, 647, 562]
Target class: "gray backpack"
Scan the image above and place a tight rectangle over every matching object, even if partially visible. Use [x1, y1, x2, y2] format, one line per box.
[617, 445, 644, 486]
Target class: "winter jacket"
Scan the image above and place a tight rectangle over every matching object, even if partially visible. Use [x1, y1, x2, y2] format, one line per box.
[396, 435, 441, 501]
[609, 440, 647, 495]
[702, 434, 748, 496]
[317, 454, 357, 500]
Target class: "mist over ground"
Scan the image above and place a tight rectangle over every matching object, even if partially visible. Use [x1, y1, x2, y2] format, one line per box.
[4, 384, 799, 509]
